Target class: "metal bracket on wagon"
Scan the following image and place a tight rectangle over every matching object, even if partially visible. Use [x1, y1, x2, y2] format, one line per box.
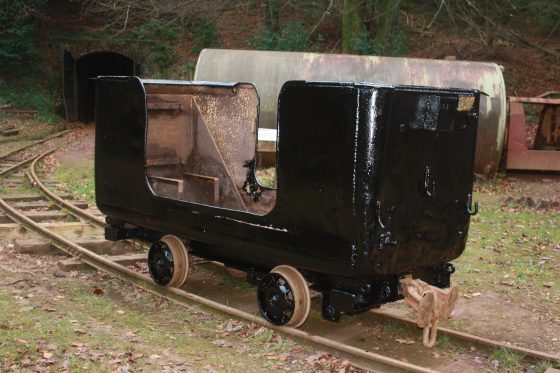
[399, 276, 459, 348]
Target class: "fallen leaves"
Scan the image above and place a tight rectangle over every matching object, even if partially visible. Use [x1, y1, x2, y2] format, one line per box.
[395, 338, 415, 345]
[463, 292, 481, 299]
[211, 338, 233, 348]
[15, 338, 28, 346]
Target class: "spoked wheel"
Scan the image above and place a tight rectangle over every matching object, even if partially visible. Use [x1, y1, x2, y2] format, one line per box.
[257, 265, 311, 327]
[148, 235, 189, 288]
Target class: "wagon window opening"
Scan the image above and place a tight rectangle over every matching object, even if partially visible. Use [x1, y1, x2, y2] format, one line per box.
[254, 128, 277, 189]
[145, 83, 276, 215]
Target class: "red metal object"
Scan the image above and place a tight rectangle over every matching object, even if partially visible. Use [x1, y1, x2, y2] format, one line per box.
[506, 95, 560, 171]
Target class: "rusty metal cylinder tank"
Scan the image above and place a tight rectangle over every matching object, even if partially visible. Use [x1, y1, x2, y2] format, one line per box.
[194, 49, 506, 176]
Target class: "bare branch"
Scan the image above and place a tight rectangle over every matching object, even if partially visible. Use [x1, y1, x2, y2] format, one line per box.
[427, 0, 445, 29]
[309, 0, 334, 36]
[464, 0, 560, 59]
[544, 19, 560, 45]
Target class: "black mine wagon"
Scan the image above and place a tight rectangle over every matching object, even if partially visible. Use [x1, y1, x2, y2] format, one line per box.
[95, 76, 480, 327]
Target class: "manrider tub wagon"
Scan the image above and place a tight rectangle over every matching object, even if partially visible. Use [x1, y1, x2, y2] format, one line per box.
[94, 76, 480, 342]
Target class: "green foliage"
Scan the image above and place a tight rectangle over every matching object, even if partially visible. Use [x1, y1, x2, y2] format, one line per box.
[0, 0, 45, 74]
[179, 62, 197, 80]
[347, 29, 408, 56]
[422, 0, 559, 37]
[341, 0, 407, 56]
[191, 18, 218, 52]
[378, 29, 409, 56]
[249, 28, 278, 50]
[522, 0, 560, 34]
[278, 20, 312, 51]
[250, 19, 312, 52]
[347, 31, 373, 55]
[136, 21, 179, 70]
[111, 19, 181, 74]
[0, 80, 60, 124]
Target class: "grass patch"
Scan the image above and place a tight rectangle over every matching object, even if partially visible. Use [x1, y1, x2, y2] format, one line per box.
[491, 347, 524, 372]
[0, 289, 130, 371]
[434, 334, 454, 350]
[535, 360, 557, 373]
[54, 161, 95, 204]
[53, 281, 293, 370]
[454, 190, 560, 299]
[252, 328, 273, 343]
[0, 182, 36, 195]
[384, 319, 410, 334]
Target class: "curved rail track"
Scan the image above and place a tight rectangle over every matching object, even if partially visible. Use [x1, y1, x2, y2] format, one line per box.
[0, 130, 71, 161]
[1, 143, 559, 372]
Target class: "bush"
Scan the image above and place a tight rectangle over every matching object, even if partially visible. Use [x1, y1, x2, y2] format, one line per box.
[191, 18, 218, 52]
[113, 20, 181, 74]
[179, 62, 197, 80]
[0, 80, 60, 124]
[250, 19, 312, 52]
[522, 0, 560, 35]
[0, 0, 45, 75]
[348, 29, 408, 56]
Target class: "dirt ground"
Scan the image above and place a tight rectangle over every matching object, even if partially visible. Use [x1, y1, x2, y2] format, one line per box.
[62, 125, 560, 355]
[0, 249, 371, 373]
[1, 126, 559, 372]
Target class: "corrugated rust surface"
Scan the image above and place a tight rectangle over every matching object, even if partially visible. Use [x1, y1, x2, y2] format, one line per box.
[194, 49, 507, 176]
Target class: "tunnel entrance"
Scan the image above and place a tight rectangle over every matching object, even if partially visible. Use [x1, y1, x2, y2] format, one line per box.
[63, 50, 137, 122]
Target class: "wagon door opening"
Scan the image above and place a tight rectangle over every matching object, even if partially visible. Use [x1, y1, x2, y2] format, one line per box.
[144, 82, 276, 215]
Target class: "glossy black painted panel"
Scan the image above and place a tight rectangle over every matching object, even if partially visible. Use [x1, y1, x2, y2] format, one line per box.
[95, 77, 480, 281]
[356, 87, 479, 276]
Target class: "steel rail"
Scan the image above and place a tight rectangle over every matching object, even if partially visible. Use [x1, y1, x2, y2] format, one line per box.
[0, 130, 72, 161]
[0, 156, 38, 179]
[7, 149, 559, 370]
[0, 157, 437, 373]
[371, 310, 560, 362]
[28, 150, 105, 227]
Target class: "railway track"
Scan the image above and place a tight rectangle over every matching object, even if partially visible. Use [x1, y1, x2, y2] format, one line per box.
[0, 142, 559, 372]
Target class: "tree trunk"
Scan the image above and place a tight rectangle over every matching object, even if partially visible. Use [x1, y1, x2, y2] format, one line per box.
[263, 0, 280, 33]
[374, 0, 400, 52]
[341, 0, 364, 53]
